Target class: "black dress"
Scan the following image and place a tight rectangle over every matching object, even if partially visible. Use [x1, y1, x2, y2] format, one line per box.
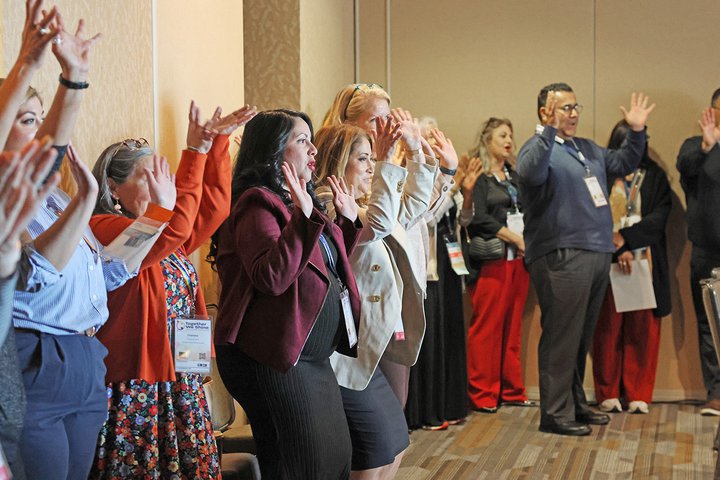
[216, 234, 352, 480]
[405, 205, 468, 428]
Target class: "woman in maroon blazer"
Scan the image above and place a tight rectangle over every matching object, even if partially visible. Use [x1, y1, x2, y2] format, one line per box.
[211, 109, 363, 480]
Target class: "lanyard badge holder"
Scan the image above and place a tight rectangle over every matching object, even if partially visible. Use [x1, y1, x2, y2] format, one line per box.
[567, 139, 608, 208]
[494, 168, 525, 260]
[168, 252, 212, 374]
[319, 234, 358, 348]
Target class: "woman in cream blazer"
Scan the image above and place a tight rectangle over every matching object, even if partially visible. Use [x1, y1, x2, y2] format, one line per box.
[314, 119, 436, 479]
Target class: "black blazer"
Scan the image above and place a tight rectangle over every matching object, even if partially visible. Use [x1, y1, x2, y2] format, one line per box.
[611, 158, 672, 317]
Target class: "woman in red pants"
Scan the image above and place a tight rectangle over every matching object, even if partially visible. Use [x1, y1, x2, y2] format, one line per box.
[465, 117, 531, 413]
[592, 119, 671, 414]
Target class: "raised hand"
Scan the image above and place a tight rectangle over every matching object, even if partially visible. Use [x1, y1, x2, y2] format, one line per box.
[461, 156, 482, 194]
[372, 116, 402, 163]
[145, 155, 176, 210]
[542, 91, 560, 128]
[620, 92, 655, 132]
[206, 105, 257, 136]
[390, 108, 422, 152]
[699, 107, 720, 153]
[186, 101, 216, 154]
[51, 13, 101, 83]
[328, 175, 357, 221]
[66, 143, 98, 200]
[430, 128, 459, 171]
[282, 162, 313, 218]
[19, 0, 59, 69]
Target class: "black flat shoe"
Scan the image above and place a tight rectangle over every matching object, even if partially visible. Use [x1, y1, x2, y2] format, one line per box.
[576, 411, 610, 425]
[539, 421, 592, 436]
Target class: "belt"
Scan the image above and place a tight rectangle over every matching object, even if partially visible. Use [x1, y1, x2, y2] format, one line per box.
[15, 326, 97, 337]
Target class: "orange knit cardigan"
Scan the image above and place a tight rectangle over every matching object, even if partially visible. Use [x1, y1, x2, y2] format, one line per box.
[90, 135, 231, 383]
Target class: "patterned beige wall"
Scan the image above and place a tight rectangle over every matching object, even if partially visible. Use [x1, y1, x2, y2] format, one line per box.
[243, 0, 301, 110]
[299, 0, 354, 127]
[1, 0, 155, 169]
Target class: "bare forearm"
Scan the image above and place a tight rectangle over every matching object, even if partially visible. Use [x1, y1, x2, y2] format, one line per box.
[36, 85, 85, 146]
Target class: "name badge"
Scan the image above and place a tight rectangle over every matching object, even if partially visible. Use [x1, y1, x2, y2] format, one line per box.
[174, 317, 212, 373]
[444, 238, 469, 275]
[506, 212, 524, 235]
[584, 176, 608, 207]
[340, 289, 358, 348]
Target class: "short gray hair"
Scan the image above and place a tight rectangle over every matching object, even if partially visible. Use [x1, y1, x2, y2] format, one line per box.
[92, 140, 154, 217]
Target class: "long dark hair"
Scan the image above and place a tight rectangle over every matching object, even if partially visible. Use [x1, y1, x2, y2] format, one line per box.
[607, 119, 650, 167]
[207, 109, 322, 267]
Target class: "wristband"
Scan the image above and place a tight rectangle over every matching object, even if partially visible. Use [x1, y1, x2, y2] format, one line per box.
[58, 74, 89, 90]
[404, 147, 421, 155]
[440, 166, 457, 176]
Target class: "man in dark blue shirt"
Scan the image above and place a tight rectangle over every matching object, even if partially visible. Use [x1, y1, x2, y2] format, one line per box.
[676, 88, 720, 416]
[517, 83, 654, 436]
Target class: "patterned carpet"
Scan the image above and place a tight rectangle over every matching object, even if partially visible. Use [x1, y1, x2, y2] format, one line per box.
[398, 403, 719, 479]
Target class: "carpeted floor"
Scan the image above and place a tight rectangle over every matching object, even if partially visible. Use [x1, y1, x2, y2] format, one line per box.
[398, 403, 719, 479]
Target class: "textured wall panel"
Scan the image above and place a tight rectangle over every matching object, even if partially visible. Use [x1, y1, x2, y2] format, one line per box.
[244, 0, 300, 110]
[2, 0, 154, 168]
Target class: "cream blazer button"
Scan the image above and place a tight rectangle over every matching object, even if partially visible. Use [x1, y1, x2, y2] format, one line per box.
[371, 264, 381, 271]
[368, 295, 381, 302]
[396, 181, 404, 193]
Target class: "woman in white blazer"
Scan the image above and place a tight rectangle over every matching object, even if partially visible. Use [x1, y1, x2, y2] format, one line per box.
[314, 118, 435, 479]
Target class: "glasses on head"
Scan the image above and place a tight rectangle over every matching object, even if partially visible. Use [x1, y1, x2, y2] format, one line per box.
[557, 104, 583, 114]
[342, 83, 384, 120]
[110, 138, 149, 159]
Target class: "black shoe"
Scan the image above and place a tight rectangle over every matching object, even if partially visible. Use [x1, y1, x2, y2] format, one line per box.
[576, 411, 610, 425]
[539, 421, 592, 436]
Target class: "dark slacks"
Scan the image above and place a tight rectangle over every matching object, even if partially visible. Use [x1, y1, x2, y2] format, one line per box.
[690, 246, 720, 400]
[15, 330, 108, 480]
[528, 248, 611, 426]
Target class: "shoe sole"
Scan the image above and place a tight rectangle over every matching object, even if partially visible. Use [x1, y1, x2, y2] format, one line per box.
[701, 408, 720, 416]
[538, 425, 592, 436]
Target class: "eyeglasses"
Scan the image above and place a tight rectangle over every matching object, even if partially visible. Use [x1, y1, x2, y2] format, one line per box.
[110, 138, 149, 159]
[557, 104, 583, 114]
[342, 83, 384, 120]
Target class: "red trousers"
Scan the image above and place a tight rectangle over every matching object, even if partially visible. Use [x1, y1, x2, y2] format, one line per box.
[467, 257, 530, 408]
[592, 287, 661, 403]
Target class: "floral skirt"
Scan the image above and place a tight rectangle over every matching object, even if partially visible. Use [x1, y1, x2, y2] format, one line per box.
[90, 372, 221, 479]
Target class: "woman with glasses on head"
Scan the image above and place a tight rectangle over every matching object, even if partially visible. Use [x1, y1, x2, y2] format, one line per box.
[324, 84, 456, 409]
[211, 109, 362, 479]
[87, 102, 256, 478]
[465, 117, 532, 414]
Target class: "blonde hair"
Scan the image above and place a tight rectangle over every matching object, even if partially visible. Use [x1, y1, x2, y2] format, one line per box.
[468, 117, 515, 174]
[0, 78, 42, 107]
[314, 124, 371, 186]
[323, 83, 391, 127]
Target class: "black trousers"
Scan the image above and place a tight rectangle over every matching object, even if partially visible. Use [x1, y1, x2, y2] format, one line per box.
[690, 246, 720, 400]
[528, 249, 611, 426]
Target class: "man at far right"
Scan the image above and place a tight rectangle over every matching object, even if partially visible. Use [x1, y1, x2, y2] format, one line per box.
[677, 88, 720, 416]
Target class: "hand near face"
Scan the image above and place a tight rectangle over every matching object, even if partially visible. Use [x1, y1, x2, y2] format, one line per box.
[390, 108, 422, 152]
[372, 116, 402, 163]
[19, 0, 59, 69]
[282, 162, 313, 218]
[0, 139, 58, 277]
[620, 92, 655, 132]
[144, 155, 176, 211]
[51, 14, 101, 82]
[541, 91, 560, 129]
[430, 128, 459, 171]
[328, 175, 357, 222]
[699, 107, 720, 153]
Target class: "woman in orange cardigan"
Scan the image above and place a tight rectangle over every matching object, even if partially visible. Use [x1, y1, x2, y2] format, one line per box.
[87, 102, 256, 479]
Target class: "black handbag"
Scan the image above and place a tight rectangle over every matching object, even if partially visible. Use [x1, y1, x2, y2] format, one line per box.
[468, 236, 505, 262]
